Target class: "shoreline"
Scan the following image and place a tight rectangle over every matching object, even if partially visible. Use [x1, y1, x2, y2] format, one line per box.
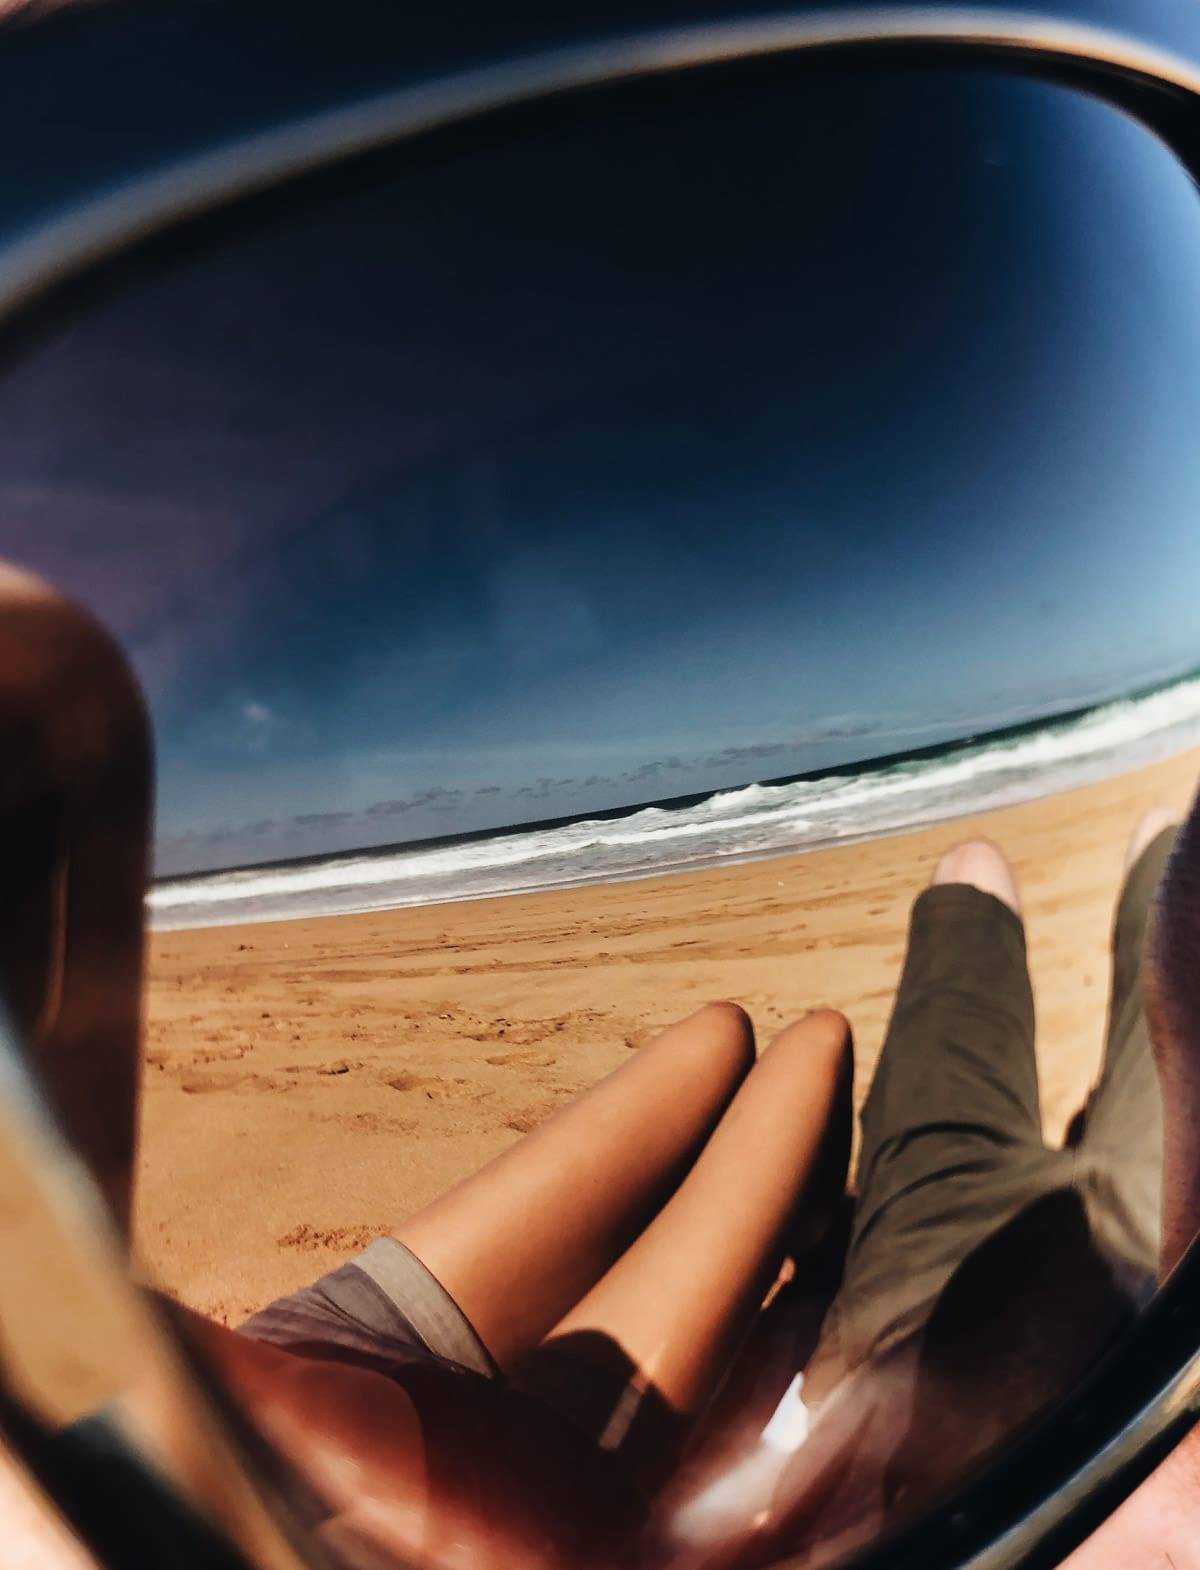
[155, 680, 1192, 890]
[144, 764, 1196, 932]
[148, 676, 1200, 931]
[138, 748, 1199, 1324]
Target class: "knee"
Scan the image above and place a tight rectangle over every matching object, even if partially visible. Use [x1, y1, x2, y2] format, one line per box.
[932, 837, 1020, 915]
[804, 1006, 852, 1051]
[1126, 806, 1179, 873]
[768, 1007, 853, 1073]
[692, 1000, 757, 1079]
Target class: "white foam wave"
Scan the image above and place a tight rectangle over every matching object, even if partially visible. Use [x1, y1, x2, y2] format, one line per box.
[149, 675, 1200, 929]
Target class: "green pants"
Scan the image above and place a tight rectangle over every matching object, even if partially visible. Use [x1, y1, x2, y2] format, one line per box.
[806, 827, 1172, 1409]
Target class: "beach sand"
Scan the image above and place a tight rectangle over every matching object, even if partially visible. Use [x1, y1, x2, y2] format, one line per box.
[135, 749, 1200, 1325]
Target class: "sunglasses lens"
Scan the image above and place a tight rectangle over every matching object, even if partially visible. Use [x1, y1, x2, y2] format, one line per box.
[1, 51, 1199, 1570]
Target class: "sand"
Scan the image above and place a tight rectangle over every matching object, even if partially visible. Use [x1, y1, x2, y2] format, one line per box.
[134, 749, 1200, 1325]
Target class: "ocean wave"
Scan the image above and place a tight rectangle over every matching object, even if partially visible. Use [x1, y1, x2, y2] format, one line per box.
[149, 674, 1200, 929]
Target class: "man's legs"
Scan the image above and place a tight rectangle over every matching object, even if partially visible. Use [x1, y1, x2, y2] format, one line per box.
[1073, 809, 1177, 1287]
[805, 839, 1067, 1403]
[881, 813, 1179, 1514]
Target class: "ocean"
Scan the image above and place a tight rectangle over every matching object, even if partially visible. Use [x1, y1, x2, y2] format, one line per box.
[149, 674, 1200, 931]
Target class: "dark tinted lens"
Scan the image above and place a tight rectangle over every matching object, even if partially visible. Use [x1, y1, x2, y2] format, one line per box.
[0, 62, 1196, 900]
[2, 53, 1199, 1570]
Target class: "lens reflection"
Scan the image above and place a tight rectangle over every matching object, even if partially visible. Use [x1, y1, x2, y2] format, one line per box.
[1, 53, 1200, 1570]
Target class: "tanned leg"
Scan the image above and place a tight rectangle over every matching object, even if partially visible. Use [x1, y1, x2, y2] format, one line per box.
[394, 1000, 758, 1368]
[517, 1008, 852, 1486]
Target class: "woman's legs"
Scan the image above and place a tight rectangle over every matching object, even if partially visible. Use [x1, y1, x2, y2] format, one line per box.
[515, 1009, 853, 1485]
[393, 1000, 757, 1369]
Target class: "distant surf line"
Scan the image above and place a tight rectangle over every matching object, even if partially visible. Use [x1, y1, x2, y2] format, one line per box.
[150, 670, 1200, 930]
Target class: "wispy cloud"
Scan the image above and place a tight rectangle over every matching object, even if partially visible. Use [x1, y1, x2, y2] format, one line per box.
[700, 741, 794, 769]
[622, 756, 686, 784]
[363, 786, 464, 819]
[513, 776, 577, 800]
[294, 811, 355, 829]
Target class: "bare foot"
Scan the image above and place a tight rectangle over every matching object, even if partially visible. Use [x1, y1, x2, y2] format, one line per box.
[1125, 805, 1178, 873]
[931, 837, 1021, 916]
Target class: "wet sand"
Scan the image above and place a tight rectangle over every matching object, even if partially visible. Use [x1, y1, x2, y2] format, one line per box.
[135, 750, 1200, 1324]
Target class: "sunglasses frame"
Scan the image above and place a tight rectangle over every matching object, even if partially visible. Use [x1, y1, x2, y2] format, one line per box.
[3, 7, 1200, 1569]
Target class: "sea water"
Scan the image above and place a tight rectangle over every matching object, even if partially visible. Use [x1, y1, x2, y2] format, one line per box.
[149, 674, 1200, 931]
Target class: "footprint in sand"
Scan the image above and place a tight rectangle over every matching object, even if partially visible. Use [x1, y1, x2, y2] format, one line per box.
[179, 1070, 288, 1095]
[385, 1070, 485, 1102]
[503, 1099, 559, 1135]
[184, 1043, 250, 1066]
[279, 1059, 366, 1077]
[336, 1110, 420, 1135]
[484, 1050, 558, 1068]
[277, 1223, 382, 1252]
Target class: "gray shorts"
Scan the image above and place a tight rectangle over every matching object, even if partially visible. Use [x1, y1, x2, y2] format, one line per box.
[238, 1236, 499, 1382]
[237, 1238, 648, 1552]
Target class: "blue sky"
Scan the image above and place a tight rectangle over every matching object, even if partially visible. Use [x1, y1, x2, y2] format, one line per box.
[2, 61, 1200, 875]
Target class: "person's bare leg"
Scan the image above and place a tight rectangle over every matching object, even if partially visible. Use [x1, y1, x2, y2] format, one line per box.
[1066, 805, 1179, 1286]
[394, 1000, 757, 1368]
[1146, 782, 1200, 1276]
[1125, 805, 1178, 875]
[931, 836, 1021, 915]
[1061, 779, 1200, 1570]
[516, 1009, 852, 1481]
[0, 565, 149, 1239]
